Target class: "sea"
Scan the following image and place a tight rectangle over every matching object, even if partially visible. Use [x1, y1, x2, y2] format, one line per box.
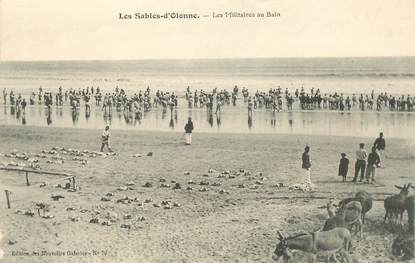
[0, 57, 415, 138]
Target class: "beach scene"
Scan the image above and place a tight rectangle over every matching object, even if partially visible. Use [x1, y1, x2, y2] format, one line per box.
[0, 57, 414, 263]
[1, 0, 415, 262]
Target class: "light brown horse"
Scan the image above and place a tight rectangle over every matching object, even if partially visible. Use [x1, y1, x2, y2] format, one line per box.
[272, 228, 351, 263]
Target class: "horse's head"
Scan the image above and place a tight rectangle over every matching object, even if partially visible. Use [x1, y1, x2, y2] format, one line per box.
[272, 231, 292, 262]
[395, 183, 414, 197]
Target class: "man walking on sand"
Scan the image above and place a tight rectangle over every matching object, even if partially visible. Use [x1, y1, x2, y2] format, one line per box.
[184, 117, 194, 145]
[374, 132, 386, 167]
[302, 146, 314, 188]
[100, 125, 113, 152]
[352, 143, 367, 182]
[366, 146, 381, 183]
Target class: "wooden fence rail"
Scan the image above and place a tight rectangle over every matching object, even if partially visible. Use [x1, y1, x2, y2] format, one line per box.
[0, 166, 77, 209]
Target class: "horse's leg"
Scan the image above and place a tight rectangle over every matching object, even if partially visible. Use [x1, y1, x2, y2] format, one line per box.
[342, 251, 351, 263]
[400, 211, 403, 226]
[354, 222, 358, 236]
[308, 254, 316, 263]
[391, 212, 397, 231]
[383, 210, 388, 223]
[361, 219, 363, 238]
[282, 255, 290, 263]
[342, 238, 351, 263]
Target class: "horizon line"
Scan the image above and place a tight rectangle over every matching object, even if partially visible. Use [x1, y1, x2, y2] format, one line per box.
[1, 55, 415, 63]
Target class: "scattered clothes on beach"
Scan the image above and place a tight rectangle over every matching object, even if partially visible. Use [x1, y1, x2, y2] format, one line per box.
[51, 194, 64, 201]
[0, 147, 118, 170]
[8, 239, 17, 245]
[101, 196, 111, 202]
[15, 209, 35, 217]
[288, 183, 315, 192]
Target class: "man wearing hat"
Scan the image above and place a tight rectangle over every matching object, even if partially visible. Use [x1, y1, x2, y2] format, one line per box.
[338, 153, 349, 182]
[302, 145, 313, 187]
[366, 146, 381, 183]
[100, 125, 113, 152]
[352, 143, 367, 182]
[373, 132, 386, 167]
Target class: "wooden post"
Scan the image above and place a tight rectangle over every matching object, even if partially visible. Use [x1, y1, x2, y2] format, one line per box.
[25, 171, 30, 186]
[5, 190, 10, 209]
[72, 176, 76, 191]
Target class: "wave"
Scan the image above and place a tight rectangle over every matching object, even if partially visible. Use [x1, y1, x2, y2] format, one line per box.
[0, 73, 414, 82]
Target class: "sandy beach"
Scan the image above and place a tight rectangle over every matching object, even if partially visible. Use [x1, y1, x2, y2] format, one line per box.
[0, 125, 414, 262]
[1, 0, 415, 260]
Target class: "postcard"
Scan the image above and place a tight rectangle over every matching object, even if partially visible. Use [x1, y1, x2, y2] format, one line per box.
[0, 0, 414, 262]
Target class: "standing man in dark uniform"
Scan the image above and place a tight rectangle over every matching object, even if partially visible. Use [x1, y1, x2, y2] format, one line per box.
[374, 132, 385, 167]
[184, 117, 194, 145]
[302, 145, 313, 188]
[366, 147, 381, 183]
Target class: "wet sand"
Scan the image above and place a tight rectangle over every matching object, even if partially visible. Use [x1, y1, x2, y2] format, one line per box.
[2, 104, 415, 138]
[0, 125, 414, 262]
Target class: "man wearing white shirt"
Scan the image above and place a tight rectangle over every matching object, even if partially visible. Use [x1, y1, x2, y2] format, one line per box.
[352, 143, 367, 182]
[100, 125, 113, 152]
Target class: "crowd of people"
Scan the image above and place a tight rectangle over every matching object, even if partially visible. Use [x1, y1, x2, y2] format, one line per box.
[1, 85, 414, 143]
[3, 85, 415, 118]
[2, 86, 179, 121]
[185, 86, 415, 113]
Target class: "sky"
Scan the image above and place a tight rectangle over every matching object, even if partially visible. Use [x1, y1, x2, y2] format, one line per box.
[0, 0, 415, 61]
